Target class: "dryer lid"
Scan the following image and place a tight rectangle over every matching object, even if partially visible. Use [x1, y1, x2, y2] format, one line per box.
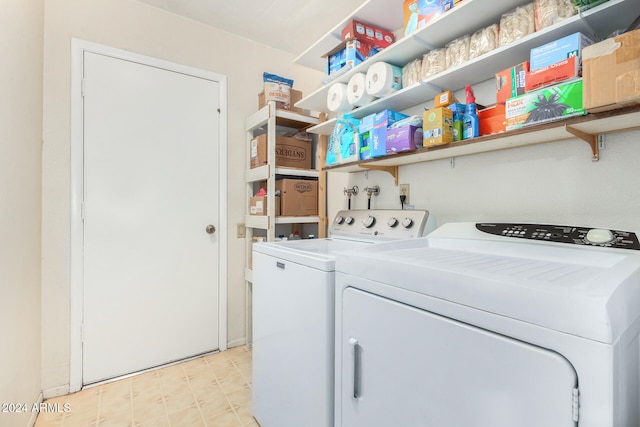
[336, 223, 640, 344]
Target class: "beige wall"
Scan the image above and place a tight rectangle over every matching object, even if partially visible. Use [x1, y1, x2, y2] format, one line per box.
[42, 0, 322, 394]
[0, 0, 44, 424]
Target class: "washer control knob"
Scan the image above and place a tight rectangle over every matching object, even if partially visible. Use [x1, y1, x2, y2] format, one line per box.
[402, 217, 414, 229]
[362, 215, 376, 228]
[586, 228, 615, 244]
[335, 216, 344, 225]
[345, 216, 355, 225]
[387, 217, 399, 228]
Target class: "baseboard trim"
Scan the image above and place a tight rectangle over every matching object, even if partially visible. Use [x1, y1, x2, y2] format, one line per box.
[42, 384, 70, 400]
[26, 392, 44, 427]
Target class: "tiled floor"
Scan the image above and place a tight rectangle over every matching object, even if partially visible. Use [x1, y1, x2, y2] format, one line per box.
[35, 346, 255, 427]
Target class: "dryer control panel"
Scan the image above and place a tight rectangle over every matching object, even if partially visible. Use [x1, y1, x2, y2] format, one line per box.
[476, 223, 640, 251]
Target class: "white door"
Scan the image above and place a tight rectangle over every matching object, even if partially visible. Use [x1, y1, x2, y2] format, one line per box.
[341, 288, 578, 427]
[82, 51, 220, 384]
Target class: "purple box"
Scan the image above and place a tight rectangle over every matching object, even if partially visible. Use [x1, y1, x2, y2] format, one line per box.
[371, 110, 409, 158]
[386, 126, 423, 154]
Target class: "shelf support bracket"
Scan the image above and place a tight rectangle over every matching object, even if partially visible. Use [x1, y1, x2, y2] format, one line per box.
[565, 124, 599, 161]
[360, 165, 398, 185]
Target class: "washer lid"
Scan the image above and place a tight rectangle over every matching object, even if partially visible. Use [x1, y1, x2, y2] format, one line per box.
[253, 238, 368, 271]
[336, 224, 640, 344]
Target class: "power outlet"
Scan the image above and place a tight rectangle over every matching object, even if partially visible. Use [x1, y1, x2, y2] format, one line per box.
[237, 223, 246, 238]
[399, 184, 410, 205]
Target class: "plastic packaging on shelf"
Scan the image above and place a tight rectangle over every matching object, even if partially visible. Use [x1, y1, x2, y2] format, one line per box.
[446, 34, 471, 69]
[347, 72, 375, 107]
[469, 24, 500, 60]
[420, 48, 447, 79]
[402, 59, 423, 88]
[365, 62, 403, 97]
[327, 82, 354, 113]
[534, 0, 577, 30]
[499, 3, 535, 47]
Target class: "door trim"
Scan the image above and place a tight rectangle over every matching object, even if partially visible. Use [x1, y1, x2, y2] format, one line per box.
[70, 39, 228, 392]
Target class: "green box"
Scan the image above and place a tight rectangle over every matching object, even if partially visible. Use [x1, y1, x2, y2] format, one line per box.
[505, 79, 585, 131]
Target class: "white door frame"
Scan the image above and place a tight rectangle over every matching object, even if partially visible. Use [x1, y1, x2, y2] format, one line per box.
[70, 38, 228, 392]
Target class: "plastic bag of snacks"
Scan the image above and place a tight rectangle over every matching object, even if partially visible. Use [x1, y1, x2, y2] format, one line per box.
[499, 3, 535, 47]
[402, 59, 423, 88]
[420, 48, 447, 79]
[534, 0, 577, 30]
[446, 34, 471, 68]
[469, 24, 500, 60]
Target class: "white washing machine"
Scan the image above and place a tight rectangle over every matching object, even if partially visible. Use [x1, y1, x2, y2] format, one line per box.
[334, 222, 640, 427]
[252, 209, 436, 427]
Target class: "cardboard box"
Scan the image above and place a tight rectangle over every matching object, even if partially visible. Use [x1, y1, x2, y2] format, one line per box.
[341, 19, 395, 49]
[259, 88, 305, 114]
[250, 134, 312, 170]
[404, 0, 454, 36]
[371, 110, 409, 158]
[496, 62, 529, 104]
[583, 29, 640, 113]
[275, 179, 318, 216]
[423, 107, 454, 146]
[530, 32, 593, 71]
[478, 104, 506, 136]
[434, 90, 459, 108]
[526, 56, 579, 91]
[506, 79, 585, 130]
[250, 196, 280, 216]
[324, 39, 379, 76]
[386, 125, 423, 154]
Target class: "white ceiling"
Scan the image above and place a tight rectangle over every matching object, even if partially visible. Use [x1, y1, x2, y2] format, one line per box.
[135, 0, 368, 56]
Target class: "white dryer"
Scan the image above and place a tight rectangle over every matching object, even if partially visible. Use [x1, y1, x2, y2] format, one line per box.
[252, 209, 435, 427]
[335, 222, 640, 427]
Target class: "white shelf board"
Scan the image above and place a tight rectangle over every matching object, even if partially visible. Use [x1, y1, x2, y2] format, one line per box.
[296, 0, 640, 114]
[246, 104, 320, 132]
[245, 215, 269, 230]
[245, 268, 253, 283]
[324, 106, 640, 171]
[294, 0, 405, 71]
[246, 166, 319, 182]
[275, 216, 320, 225]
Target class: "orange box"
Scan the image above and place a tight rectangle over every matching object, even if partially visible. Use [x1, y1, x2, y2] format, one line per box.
[478, 104, 506, 136]
[434, 90, 459, 108]
[496, 62, 529, 104]
[526, 56, 579, 91]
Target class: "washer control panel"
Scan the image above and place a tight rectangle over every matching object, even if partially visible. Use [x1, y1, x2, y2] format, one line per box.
[476, 223, 640, 251]
[331, 209, 432, 240]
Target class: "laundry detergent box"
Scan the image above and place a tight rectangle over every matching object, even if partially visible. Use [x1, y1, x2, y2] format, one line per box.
[359, 113, 376, 160]
[505, 79, 585, 130]
[386, 125, 423, 154]
[529, 32, 593, 71]
[325, 39, 379, 76]
[371, 110, 409, 157]
[423, 107, 453, 146]
[404, 0, 454, 36]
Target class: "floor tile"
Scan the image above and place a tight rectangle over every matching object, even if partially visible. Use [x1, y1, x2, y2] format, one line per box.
[35, 347, 255, 427]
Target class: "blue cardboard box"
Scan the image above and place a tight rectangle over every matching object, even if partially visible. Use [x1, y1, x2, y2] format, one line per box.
[325, 39, 379, 76]
[371, 110, 409, 158]
[359, 113, 376, 160]
[530, 32, 593, 71]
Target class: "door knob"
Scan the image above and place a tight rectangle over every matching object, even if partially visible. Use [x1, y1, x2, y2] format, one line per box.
[206, 225, 216, 234]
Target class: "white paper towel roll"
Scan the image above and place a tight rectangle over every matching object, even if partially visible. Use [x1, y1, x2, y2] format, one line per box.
[365, 62, 403, 98]
[327, 83, 353, 113]
[347, 73, 375, 107]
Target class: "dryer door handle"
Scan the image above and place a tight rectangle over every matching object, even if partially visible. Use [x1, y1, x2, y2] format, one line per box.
[349, 337, 361, 400]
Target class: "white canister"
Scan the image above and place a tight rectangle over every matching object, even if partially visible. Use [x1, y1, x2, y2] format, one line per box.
[365, 62, 403, 98]
[347, 72, 376, 107]
[327, 83, 354, 113]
